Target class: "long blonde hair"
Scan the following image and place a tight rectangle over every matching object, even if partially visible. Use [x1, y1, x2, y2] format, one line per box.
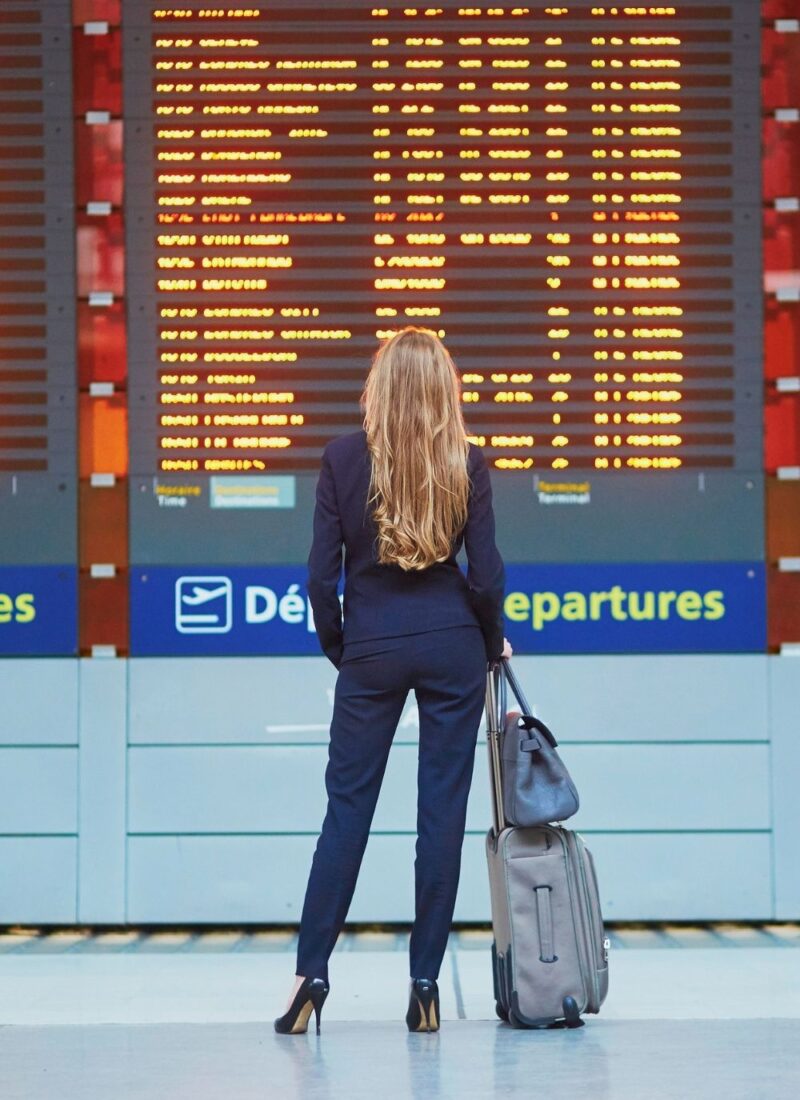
[360, 327, 470, 571]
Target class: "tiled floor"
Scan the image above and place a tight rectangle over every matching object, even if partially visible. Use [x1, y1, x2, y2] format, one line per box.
[1, 925, 799, 1099]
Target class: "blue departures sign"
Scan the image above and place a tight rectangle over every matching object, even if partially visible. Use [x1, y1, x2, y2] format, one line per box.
[501, 562, 766, 655]
[130, 562, 765, 657]
[0, 566, 78, 656]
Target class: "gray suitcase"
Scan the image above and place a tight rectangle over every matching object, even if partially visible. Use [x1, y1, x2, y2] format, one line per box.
[485, 660, 610, 1028]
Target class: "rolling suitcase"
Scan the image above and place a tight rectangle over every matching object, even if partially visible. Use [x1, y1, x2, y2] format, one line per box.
[485, 659, 610, 1029]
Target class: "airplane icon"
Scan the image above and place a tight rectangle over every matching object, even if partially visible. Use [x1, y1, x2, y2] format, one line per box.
[175, 576, 233, 634]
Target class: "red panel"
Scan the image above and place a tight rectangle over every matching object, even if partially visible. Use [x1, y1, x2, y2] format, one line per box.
[79, 572, 129, 655]
[765, 392, 800, 470]
[77, 300, 127, 386]
[764, 301, 800, 381]
[72, 28, 122, 116]
[73, 1, 121, 25]
[763, 209, 800, 272]
[79, 480, 128, 568]
[761, 1, 800, 18]
[75, 119, 123, 206]
[766, 479, 800, 558]
[76, 210, 125, 296]
[762, 30, 800, 109]
[73, 0, 127, 654]
[767, 571, 800, 649]
[79, 393, 128, 477]
[762, 118, 800, 199]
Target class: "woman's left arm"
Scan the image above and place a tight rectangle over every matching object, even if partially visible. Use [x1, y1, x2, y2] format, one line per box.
[307, 446, 344, 668]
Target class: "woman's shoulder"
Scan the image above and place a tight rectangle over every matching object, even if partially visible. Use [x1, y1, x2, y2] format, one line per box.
[323, 428, 368, 463]
[466, 438, 487, 470]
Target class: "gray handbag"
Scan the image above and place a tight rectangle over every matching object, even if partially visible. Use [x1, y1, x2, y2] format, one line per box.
[497, 659, 579, 828]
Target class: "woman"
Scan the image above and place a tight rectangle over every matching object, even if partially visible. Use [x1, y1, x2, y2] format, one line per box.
[274, 327, 510, 1036]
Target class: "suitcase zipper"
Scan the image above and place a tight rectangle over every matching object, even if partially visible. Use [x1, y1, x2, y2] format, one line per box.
[546, 825, 592, 1013]
[564, 828, 600, 1011]
[574, 832, 606, 1010]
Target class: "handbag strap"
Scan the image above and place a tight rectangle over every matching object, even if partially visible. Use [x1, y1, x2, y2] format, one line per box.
[500, 658, 560, 749]
[501, 657, 531, 715]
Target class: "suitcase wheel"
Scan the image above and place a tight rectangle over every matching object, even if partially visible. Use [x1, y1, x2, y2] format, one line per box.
[495, 1001, 509, 1022]
[562, 995, 585, 1029]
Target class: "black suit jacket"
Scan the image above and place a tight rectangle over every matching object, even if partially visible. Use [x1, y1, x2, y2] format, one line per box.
[307, 429, 505, 669]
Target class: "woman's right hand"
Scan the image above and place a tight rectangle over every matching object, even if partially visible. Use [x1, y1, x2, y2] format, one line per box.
[501, 637, 513, 659]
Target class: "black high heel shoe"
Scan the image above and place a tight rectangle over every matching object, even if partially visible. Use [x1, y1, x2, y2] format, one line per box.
[406, 978, 440, 1032]
[274, 977, 330, 1035]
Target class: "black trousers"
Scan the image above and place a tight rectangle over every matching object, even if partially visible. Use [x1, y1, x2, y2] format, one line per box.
[295, 624, 487, 982]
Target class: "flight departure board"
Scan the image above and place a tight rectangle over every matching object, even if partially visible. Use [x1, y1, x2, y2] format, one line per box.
[123, 0, 763, 581]
[0, 1, 77, 655]
[125, 0, 761, 477]
[0, 0, 76, 564]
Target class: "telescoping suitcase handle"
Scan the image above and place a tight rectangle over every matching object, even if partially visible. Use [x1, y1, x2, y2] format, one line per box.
[485, 658, 561, 837]
[485, 660, 506, 837]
